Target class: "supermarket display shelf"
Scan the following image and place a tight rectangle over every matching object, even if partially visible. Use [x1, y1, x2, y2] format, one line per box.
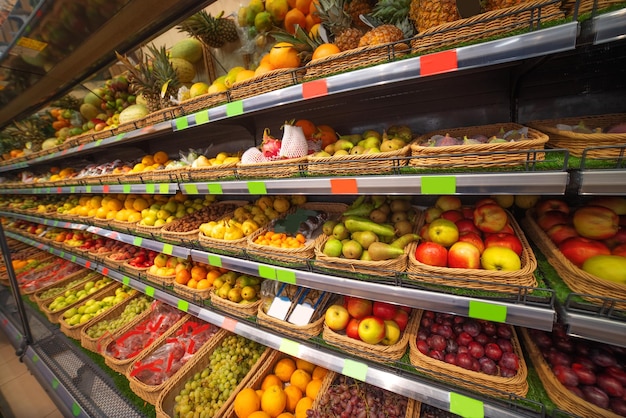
[592, 7, 626, 45]
[577, 169, 626, 195]
[2, 235, 546, 418]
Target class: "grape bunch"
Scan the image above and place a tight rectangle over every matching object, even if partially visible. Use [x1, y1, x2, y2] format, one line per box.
[37, 274, 94, 300]
[173, 334, 265, 418]
[85, 296, 153, 338]
[307, 375, 408, 418]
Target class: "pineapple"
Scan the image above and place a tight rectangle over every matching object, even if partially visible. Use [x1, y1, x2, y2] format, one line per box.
[409, 0, 460, 33]
[115, 45, 181, 112]
[345, 0, 374, 30]
[372, 0, 416, 38]
[485, 0, 530, 11]
[358, 24, 404, 46]
[316, 0, 362, 51]
[335, 28, 363, 51]
[177, 10, 239, 49]
[3, 116, 49, 153]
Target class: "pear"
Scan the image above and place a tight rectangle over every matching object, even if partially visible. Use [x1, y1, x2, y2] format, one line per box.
[358, 136, 381, 150]
[390, 211, 408, 223]
[394, 220, 413, 237]
[342, 240, 363, 259]
[368, 209, 388, 224]
[334, 139, 354, 151]
[361, 129, 381, 140]
[323, 220, 338, 236]
[351, 230, 379, 249]
[380, 138, 405, 152]
[350, 145, 365, 155]
[323, 238, 343, 257]
[390, 199, 411, 212]
[332, 222, 350, 240]
[368, 242, 404, 261]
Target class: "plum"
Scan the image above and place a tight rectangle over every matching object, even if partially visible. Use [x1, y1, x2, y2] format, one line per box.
[457, 332, 474, 347]
[457, 353, 474, 371]
[553, 365, 579, 387]
[582, 385, 610, 409]
[474, 333, 489, 346]
[548, 348, 572, 367]
[499, 352, 520, 371]
[417, 328, 430, 341]
[446, 338, 459, 354]
[496, 324, 513, 340]
[417, 339, 429, 355]
[606, 366, 626, 386]
[497, 338, 514, 353]
[479, 357, 498, 376]
[555, 337, 575, 354]
[590, 348, 617, 368]
[429, 350, 445, 361]
[566, 385, 584, 398]
[444, 353, 457, 365]
[436, 324, 454, 339]
[485, 343, 503, 362]
[597, 374, 624, 397]
[610, 398, 626, 416]
[530, 330, 553, 349]
[462, 320, 481, 337]
[571, 363, 597, 385]
[428, 334, 447, 352]
[468, 341, 485, 359]
[500, 368, 517, 378]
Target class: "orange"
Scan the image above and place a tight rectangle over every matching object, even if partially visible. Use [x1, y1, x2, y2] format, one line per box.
[206, 269, 221, 285]
[175, 269, 190, 285]
[309, 0, 319, 16]
[295, 0, 312, 14]
[256, 389, 265, 399]
[261, 385, 287, 417]
[248, 412, 271, 418]
[305, 378, 322, 399]
[289, 369, 311, 393]
[234, 387, 261, 418]
[187, 278, 198, 289]
[277, 414, 295, 418]
[269, 42, 301, 69]
[294, 120, 316, 139]
[153, 151, 169, 165]
[304, 14, 319, 31]
[311, 366, 328, 380]
[315, 125, 338, 148]
[283, 9, 306, 35]
[261, 374, 283, 391]
[283, 385, 302, 413]
[312, 43, 340, 61]
[196, 279, 211, 290]
[141, 155, 154, 166]
[295, 358, 316, 374]
[274, 358, 297, 382]
[255, 62, 276, 76]
[294, 396, 313, 418]
[190, 265, 208, 281]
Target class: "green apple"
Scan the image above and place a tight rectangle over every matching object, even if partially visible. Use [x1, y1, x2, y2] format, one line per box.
[480, 246, 521, 271]
[428, 218, 459, 247]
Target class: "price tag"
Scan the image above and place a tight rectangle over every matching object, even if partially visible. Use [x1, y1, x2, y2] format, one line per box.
[421, 50, 458, 77]
[468, 300, 507, 323]
[159, 183, 170, 194]
[16, 37, 47, 51]
[449, 392, 484, 418]
[226, 101, 244, 117]
[70, 186, 76, 193]
[266, 296, 292, 321]
[421, 176, 456, 194]
[72, 402, 81, 417]
[101, 267, 109, 276]
[342, 359, 367, 381]
[276, 269, 296, 284]
[85, 261, 91, 268]
[279, 339, 301, 357]
[184, 183, 199, 194]
[162, 244, 173, 255]
[123, 184, 131, 193]
[145, 184, 155, 194]
[59, 251, 65, 258]
[222, 317, 238, 332]
[302, 79, 328, 99]
[196, 111, 209, 125]
[207, 254, 222, 267]
[133, 237, 143, 246]
[56, 187, 62, 193]
[258, 265, 276, 280]
[85, 185, 92, 193]
[51, 378, 59, 390]
[71, 256, 76, 262]
[122, 276, 130, 285]
[207, 183, 223, 194]
[175, 116, 189, 130]
[145, 286, 155, 297]
[177, 300, 189, 312]
[330, 178, 358, 194]
[247, 182, 267, 195]
[102, 185, 110, 193]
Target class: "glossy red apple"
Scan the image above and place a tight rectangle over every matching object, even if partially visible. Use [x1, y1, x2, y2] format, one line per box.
[604, 227, 626, 249]
[546, 223, 579, 245]
[573, 205, 619, 240]
[435, 196, 462, 212]
[346, 317, 361, 340]
[346, 297, 373, 319]
[612, 243, 626, 257]
[475, 197, 498, 208]
[456, 219, 480, 235]
[419, 223, 431, 242]
[535, 199, 570, 216]
[484, 233, 523, 256]
[372, 301, 398, 320]
[448, 241, 481, 269]
[414, 241, 448, 267]
[392, 309, 410, 332]
[536, 210, 571, 232]
[473, 204, 508, 233]
[461, 206, 475, 220]
[558, 236, 611, 268]
[458, 232, 485, 254]
[440, 210, 464, 223]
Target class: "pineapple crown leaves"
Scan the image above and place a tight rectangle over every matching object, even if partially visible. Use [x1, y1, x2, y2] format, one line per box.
[269, 26, 323, 53]
[371, 0, 411, 24]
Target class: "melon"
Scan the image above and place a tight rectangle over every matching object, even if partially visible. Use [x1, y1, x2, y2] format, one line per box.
[83, 89, 104, 108]
[41, 138, 61, 150]
[118, 104, 149, 125]
[170, 58, 196, 83]
[170, 38, 204, 64]
[80, 103, 100, 121]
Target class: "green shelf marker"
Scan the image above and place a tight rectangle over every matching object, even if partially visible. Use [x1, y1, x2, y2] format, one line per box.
[468, 300, 507, 323]
[53, 220, 59, 226]
[122, 276, 130, 285]
[72, 402, 81, 416]
[279, 338, 300, 357]
[175, 115, 189, 130]
[123, 184, 131, 193]
[449, 392, 484, 418]
[421, 176, 456, 194]
[177, 299, 189, 312]
[159, 183, 169, 194]
[207, 183, 223, 194]
[342, 359, 367, 382]
[145, 184, 155, 194]
[276, 269, 296, 284]
[145, 286, 155, 297]
[258, 265, 276, 280]
[95, 139, 103, 147]
[45, 188, 51, 194]
[196, 111, 209, 125]
[59, 251, 65, 257]
[85, 185, 92, 193]
[207, 254, 222, 267]
[32, 354, 39, 363]
[70, 186, 76, 193]
[133, 237, 143, 246]
[184, 183, 199, 194]
[71, 255, 76, 262]
[226, 101, 244, 117]
[162, 244, 173, 255]
[52, 378, 59, 389]
[247, 181, 267, 195]
[115, 133, 126, 141]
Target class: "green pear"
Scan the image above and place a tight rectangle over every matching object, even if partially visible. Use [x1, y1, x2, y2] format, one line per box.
[332, 222, 350, 240]
[359, 136, 381, 150]
[361, 130, 381, 140]
[350, 145, 365, 155]
[323, 238, 343, 257]
[334, 139, 354, 151]
[323, 220, 338, 236]
[351, 230, 379, 249]
[368, 241, 404, 261]
[342, 240, 363, 259]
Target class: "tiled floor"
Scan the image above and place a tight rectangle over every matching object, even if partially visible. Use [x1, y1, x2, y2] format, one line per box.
[0, 329, 63, 418]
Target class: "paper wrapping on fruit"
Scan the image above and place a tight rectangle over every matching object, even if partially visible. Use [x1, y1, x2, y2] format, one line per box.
[270, 208, 329, 240]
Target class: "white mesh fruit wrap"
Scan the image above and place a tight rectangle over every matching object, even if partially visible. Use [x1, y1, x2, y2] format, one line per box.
[279, 125, 308, 159]
[241, 147, 266, 164]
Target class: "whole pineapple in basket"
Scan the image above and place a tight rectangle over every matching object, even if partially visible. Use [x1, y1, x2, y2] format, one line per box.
[345, 0, 375, 30]
[177, 10, 239, 49]
[115, 45, 181, 113]
[409, 0, 461, 32]
[4, 116, 50, 153]
[372, 0, 417, 38]
[485, 0, 531, 11]
[316, 0, 363, 51]
[358, 24, 405, 46]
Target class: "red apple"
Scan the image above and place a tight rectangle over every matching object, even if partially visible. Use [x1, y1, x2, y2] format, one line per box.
[461, 206, 475, 220]
[475, 197, 498, 207]
[448, 241, 481, 269]
[456, 219, 480, 235]
[589, 197, 626, 215]
[392, 309, 410, 332]
[424, 207, 443, 223]
[414, 242, 448, 267]
[536, 210, 571, 232]
[481, 246, 522, 271]
[346, 318, 361, 340]
[535, 199, 571, 216]
[612, 243, 626, 257]
[357, 316, 386, 344]
[604, 227, 626, 249]
[558, 236, 611, 268]
[372, 301, 398, 320]
[440, 210, 464, 223]
[458, 232, 485, 254]
[546, 224, 579, 245]
[473, 204, 508, 233]
[573, 205, 619, 240]
[419, 223, 431, 242]
[346, 297, 373, 319]
[428, 218, 459, 247]
[435, 196, 462, 212]
[325, 305, 350, 331]
[484, 233, 523, 256]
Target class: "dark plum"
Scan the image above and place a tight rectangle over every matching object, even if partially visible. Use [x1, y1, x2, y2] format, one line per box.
[590, 348, 617, 368]
[446, 338, 459, 354]
[606, 366, 626, 386]
[474, 333, 489, 346]
[417, 339, 429, 355]
[499, 352, 520, 371]
[444, 353, 457, 365]
[457, 345, 469, 355]
[468, 341, 485, 359]
[597, 374, 624, 397]
[582, 385, 610, 409]
[417, 328, 430, 341]
[497, 338, 514, 353]
[436, 324, 454, 339]
[566, 385, 584, 398]
[456, 353, 474, 371]
[429, 350, 445, 361]
[555, 337, 575, 354]
[479, 357, 498, 376]
[548, 348, 572, 367]
[571, 363, 597, 386]
[530, 330, 553, 349]
[553, 365, 579, 387]
[462, 320, 481, 337]
[485, 343, 503, 362]
[428, 334, 447, 352]
[610, 398, 626, 416]
[500, 368, 517, 378]
[457, 332, 474, 347]
[496, 324, 513, 340]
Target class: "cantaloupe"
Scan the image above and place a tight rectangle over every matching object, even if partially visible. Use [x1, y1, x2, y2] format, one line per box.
[170, 38, 204, 63]
[118, 104, 149, 125]
[170, 58, 196, 83]
[83, 89, 104, 108]
[80, 103, 100, 121]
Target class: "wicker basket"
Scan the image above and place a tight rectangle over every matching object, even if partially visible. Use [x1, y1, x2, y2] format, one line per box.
[126, 324, 227, 405]
[198, 222, 249, 257]
[103, 254, 128, 269]
[304, 42, 410, 81]
[180, 91, 228, 115]
[521, 327, 624, 417]
[322, 309, 420, 363]
[562, 0, 625, 17]
[32, 269, 94, 307]
[246, 202, 349, 267]
[172, 281, 212, 301]
[40, 279, 117, 324]
[122, 261, 151, 275]
[209, 289, 262, 319]
[522, 209, 626, 304]
[146, 167, 187, 183]
[409, 310, 529, 398]
[156, 334, 272, 418]
[58, 283, 124, 340]
[410, 0, 564, 55]
[307, 145, 411, 176]
[80, 293, 153, 354]
[108, 219, 137, 234]
[229, 68, 305, 101]
[134, 223, 165, 239]
[184, 161, 238, 182]
[527, 113, 626, 157]
[145, 272, 175, 288]
[236, 156, 308, 179]
[409, 123, 549, 168]
[103, 312, 190, 375]
[406, 210, 538, 293]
